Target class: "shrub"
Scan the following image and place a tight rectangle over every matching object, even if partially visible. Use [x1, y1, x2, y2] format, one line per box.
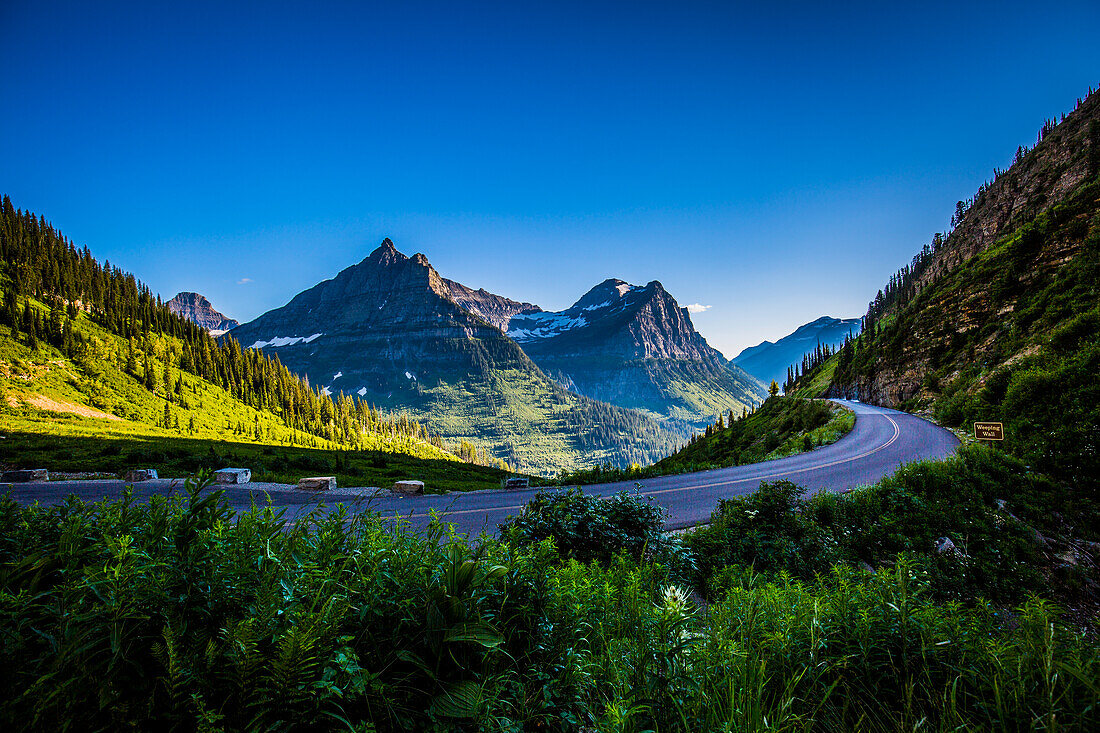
[685, 448, 1052, 602]
[498, 487, 670, 566]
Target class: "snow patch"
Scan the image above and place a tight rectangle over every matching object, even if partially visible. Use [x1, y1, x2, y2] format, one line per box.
[507, 312, 589, 342]
[332, 371, 343, 381]
[582, 300, 612, 311]
[615, 283, 633, 296]
[357, 387, 368, 396]
[404, 371, 416, 380]
[249, 333, 324, 349]
[321, 386, 332, 396]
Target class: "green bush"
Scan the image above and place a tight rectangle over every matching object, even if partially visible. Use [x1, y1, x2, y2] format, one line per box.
[497, 488, 692, 578]
[685, 447, 1051, 603]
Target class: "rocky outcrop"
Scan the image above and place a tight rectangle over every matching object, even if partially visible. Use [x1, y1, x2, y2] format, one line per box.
[167, 292, 239, 333]
[824, 88, 1100, 410]
[919, 90, 1100, 287]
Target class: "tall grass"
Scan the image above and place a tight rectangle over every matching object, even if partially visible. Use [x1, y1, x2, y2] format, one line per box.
[1, 476, 1097, 731]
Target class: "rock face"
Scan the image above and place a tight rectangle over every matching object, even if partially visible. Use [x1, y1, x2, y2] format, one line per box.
[917, 90, 1100, 287]
[733, 316, 861, 389]
[508, 278, 766, 429]
[167, 292, 240, 334]
[1, 468, 48, 482]
[825, 89, 1100, 409]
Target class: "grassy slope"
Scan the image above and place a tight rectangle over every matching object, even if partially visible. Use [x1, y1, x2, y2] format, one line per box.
[551, 396, 854, 485]
[0, 303, 510, 492]
[655, 396, 854, 472]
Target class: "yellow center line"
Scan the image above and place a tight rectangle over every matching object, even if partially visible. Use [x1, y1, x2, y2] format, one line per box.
[385, 411, 903, 520]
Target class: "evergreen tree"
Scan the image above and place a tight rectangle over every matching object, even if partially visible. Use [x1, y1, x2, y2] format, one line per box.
[143, 356, 156, 391]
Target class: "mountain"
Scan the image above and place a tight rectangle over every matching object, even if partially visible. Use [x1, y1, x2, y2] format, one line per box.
[227, 240, 681, 473]
[507, 278, 766, 428]
[167, 292, 239, 334]
[794, 87, 1100, 490]
[732, 316, 861, 389]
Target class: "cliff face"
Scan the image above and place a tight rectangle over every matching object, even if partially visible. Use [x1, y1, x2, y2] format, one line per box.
[918, 90, 1100, 287]
[510, 279, 765, 427]
[166, 292, 239, 333]
[823, 89, 1100, 410]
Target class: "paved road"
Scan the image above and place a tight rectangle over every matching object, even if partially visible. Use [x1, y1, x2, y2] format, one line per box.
[6, 401, 958, 536]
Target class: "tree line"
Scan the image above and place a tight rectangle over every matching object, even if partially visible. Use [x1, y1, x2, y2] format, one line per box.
[0, 195, 441, 451]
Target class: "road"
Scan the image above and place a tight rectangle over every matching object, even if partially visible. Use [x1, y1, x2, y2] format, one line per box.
[5, 401, 958, 536]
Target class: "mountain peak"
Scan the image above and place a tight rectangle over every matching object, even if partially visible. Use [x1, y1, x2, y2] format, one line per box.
[167, 291, 239, 333]
[366, 237, 406, 265]
[573, 278, 640, 310]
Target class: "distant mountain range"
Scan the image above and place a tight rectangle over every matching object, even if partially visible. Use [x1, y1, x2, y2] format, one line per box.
[167, 292, 239, 334]
[226, 239, 764, 471]
[732, 316, 861, 389]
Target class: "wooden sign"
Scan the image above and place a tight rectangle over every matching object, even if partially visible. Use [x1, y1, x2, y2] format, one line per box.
[974, 422, 1004, 441]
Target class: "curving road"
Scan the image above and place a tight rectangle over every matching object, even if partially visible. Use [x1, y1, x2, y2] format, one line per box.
[6, 401, 958, 536]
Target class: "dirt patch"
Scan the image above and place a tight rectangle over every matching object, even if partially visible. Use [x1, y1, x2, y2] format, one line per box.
[24, 394, 121, 421]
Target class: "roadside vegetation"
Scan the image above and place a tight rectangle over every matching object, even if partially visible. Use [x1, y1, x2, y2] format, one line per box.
[2, 471, 1097, 731]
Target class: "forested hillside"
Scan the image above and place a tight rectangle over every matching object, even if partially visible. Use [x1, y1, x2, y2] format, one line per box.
[0, 197, 517, 489]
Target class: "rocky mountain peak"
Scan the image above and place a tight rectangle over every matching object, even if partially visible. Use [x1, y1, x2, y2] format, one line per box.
[573, 278, 640, 310]
[365, 237, 406, 266]
[166, 291, 239, 334]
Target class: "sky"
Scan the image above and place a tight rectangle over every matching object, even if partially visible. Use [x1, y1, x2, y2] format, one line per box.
[2, 1, 1098, 357]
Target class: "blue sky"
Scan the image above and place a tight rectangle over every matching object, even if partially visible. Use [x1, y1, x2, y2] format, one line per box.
[2, 1, 1098, 356]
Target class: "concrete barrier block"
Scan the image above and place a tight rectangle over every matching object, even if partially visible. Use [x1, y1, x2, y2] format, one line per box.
[392, 480, 425, 495]
[1, 468, 48, 482]
[215, 468, 251, 484]
[298, 476, 336, 491]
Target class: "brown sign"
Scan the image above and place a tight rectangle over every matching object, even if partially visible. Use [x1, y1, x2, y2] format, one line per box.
[974, 422, 1004, 441]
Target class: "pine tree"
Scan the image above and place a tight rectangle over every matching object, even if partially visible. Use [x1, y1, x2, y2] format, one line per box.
[143, 356, 156, 391]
